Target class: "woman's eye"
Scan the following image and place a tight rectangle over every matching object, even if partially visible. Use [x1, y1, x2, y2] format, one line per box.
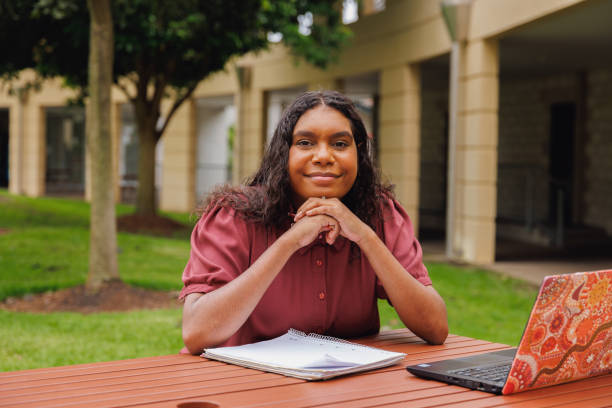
[296, 139, 313, 146]
[333, 141, 349, 148]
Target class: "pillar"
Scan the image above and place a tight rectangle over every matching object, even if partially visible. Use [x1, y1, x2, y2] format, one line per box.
[455, 38, 499, 264]
[159, 99, 196, 212]
[234, 66, 264, 183]
[19, 103, 46, 197]
[379, 64, 421, 231]
[8, 95, 23, 195]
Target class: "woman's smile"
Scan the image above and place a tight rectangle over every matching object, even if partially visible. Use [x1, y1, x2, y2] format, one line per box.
[305, 172, 342, 184]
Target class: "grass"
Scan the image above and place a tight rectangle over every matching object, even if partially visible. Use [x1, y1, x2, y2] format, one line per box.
[0, 189, 538, 371]
[378, 263, 538, 347]
[0, 309, 183, 372]
[428, 262, 537, 346]
[0, 190, 192, 299]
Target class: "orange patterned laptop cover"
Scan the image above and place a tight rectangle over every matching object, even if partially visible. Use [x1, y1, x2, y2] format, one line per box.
[502, 269, 612, 394]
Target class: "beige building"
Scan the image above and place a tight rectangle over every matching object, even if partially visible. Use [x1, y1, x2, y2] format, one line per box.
[2, 0, 612, 265]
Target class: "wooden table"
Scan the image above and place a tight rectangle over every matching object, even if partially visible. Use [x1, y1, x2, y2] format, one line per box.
[2, 329, 611, 407]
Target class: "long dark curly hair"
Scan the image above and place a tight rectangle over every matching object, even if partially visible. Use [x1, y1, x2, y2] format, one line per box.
[199, 90, 394, 231]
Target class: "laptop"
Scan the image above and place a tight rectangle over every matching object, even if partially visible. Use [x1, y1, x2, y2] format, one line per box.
[406, 269, 612, 394]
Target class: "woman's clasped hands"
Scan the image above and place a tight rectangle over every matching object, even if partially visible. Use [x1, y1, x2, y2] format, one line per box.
[290, 196, 370, 248]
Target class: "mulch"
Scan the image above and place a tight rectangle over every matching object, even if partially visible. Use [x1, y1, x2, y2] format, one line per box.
[1, 280, 182, 314]
[2, 214, 191, 314]
[116, 214, 192, 237]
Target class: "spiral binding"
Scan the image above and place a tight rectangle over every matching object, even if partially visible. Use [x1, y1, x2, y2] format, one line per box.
[287, 328, 389, 354]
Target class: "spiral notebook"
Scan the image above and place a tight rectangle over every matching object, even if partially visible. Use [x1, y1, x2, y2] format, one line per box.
[202, 329, 406, 380]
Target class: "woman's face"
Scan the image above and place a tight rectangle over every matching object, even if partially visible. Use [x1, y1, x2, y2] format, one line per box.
[288, 105, 358, 206]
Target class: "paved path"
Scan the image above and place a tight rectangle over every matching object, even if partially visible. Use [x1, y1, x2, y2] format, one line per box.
[422, 239, 612, 286]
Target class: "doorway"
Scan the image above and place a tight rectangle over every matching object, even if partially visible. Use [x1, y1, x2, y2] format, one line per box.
[548, 102, 576, 240]
[195, 96, 236, 200]
[45, 107, 86, 195]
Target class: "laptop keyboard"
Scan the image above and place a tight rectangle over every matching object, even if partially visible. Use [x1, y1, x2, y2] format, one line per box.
[450, 363, 511, 383]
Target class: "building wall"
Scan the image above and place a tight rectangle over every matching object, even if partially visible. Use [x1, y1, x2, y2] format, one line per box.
[470, 0, 586, 40]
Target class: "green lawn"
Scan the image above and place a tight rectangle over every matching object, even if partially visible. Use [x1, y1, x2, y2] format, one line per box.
[0, 190, 192, 299]
[0, 309, 183, 372]
[0, 189, 538, 371]
[378, 262, 537, 347]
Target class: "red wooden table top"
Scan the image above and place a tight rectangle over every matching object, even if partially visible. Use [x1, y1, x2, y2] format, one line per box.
[1, 329, 610, 408]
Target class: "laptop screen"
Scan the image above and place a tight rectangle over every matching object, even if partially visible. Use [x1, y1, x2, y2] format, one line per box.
[503, 270, 612, 394]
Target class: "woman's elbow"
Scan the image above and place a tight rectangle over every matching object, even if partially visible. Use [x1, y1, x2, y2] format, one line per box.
[426, 322, 449, 345]
[422, 300, 448, 345]
[182, 325, 205, 355]
[182, 317, 227, 353]
[182, 293, 214, 354]
[427, 290, 449, 345]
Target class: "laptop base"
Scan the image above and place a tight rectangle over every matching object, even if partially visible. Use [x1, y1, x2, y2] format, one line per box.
[407, 348, 516, 394]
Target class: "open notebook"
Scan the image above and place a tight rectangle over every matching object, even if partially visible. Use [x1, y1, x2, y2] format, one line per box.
[202, 329, 406, 380]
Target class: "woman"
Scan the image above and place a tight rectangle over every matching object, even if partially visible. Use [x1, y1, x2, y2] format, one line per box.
[181, 90, 448, 353]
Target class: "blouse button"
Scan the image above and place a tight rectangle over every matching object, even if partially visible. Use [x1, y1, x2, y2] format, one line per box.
[319, 292, 325, 300]
[315, 259, 323, 267]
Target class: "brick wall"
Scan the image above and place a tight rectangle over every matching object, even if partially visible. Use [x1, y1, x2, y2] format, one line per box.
[585, 69, 612, 234]
[497, 73, 578, 227]
[498, 70, 612, 237]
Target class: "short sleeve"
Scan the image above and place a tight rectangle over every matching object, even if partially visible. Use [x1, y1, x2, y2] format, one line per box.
[376, 198, 432, 298]
[179, 206, 252, 299]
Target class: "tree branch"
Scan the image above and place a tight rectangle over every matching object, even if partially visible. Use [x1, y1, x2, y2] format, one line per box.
[115, 78, 134, 101]
[156, 82, 198, 140]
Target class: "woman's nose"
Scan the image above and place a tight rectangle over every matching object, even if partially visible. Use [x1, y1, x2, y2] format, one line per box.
[313, 144, 334, 164]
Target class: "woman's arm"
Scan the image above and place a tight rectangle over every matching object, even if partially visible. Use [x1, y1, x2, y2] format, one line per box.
[295, 198, 448, 345]
[182, 213, 339, 353]
[357, 228, 448, 344]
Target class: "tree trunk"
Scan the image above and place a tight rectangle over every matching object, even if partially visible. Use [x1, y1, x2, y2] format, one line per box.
[134, 106, 158, 216]
[86, 0, 118, 289]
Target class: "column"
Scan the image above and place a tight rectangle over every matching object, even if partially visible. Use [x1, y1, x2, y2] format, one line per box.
[19, 103, 46, 197]
[8, 96, 23, 195]
[159, 99, 196, 212]
[455, 39, 499, 264]
[379, 64, 421, 231]
[234, 66, 264, 183]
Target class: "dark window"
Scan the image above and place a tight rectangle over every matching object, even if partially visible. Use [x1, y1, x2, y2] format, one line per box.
[0, 109, 9, 188]
[549, 102, 575, 226]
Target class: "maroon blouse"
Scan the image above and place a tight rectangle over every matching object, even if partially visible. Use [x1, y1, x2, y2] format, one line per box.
[180, 197, 431, 347]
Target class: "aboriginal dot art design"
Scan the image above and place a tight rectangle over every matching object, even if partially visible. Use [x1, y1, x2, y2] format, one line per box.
[502, 270, 612, 394]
